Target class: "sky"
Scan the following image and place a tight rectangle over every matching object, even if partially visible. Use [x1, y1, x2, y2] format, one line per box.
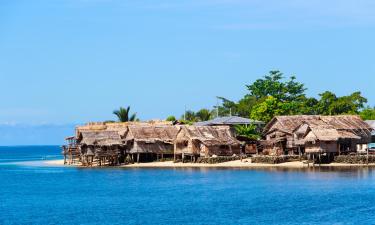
[0, 0, 375, 145]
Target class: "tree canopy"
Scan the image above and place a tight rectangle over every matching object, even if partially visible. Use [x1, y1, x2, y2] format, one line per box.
[166, 115, 177, 121]
[111, 71, 372, 125]
[212, 71, 370, 123]
[360, 107, 375, 120]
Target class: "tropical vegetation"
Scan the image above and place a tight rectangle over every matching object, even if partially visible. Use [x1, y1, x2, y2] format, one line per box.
[113, 106, 137, 122]
[113, 71, 375, 124]
[180, 71, 374, 123]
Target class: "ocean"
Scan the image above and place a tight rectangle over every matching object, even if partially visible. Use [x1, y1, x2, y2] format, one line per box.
[0, 146, 375, 225]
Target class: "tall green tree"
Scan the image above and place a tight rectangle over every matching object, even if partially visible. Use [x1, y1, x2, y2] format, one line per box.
[236, 95, 258, 117]
[316, 91, 367, 115]
[196, 109, 212, 121]
[360, 107, 375, 120]
[214, 97, 237, 117]
[246, 71, 306, 102]
[215, 95, 257, 118]
[299, 97, 319, 115]
[234, 124, 260, 140]
[113, 106, 137, 122]
[250, 96, 287, 122]
[248, 71, 307, 122]
[214, 71, 308, 122]
[181, 110, 197, 122]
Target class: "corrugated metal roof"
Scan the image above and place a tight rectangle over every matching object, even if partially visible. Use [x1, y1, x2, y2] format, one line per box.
[194, 116, 264, 126]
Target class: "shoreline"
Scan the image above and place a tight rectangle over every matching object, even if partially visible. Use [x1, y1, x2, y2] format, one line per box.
[43, 159, 375, 169]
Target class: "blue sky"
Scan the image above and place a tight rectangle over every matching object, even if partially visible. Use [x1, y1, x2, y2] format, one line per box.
[1, 0, 375, 144]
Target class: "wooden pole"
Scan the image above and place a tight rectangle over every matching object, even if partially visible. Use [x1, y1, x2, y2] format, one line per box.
[173, 144, 176, 162]
[137, 153, 140, 163]
[367, 145, 369, 165]
[312, 154, 315, 167]
[318, 152, 321, 167]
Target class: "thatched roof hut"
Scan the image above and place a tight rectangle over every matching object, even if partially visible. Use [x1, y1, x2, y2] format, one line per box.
[78, 130, 126, 146]
[75, 121, 175, 145]
[175, 126, 241, 157]
[72, 122, 179, 164]
[263, 115, 372, 155]
[125, 125, 179, 154]
[265, 115, 371, 134]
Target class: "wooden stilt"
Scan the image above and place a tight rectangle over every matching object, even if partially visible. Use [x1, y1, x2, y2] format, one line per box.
[312, 154, 315, 167]
[137, 153, 140, 163]
[318, 153, 321, 167]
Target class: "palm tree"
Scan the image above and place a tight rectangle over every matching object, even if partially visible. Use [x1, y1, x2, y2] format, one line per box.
[113, 106, 137, 122]
[196, 109, 212, 121]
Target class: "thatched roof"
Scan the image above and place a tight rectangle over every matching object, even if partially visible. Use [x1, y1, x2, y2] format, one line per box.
[265, 115, 372, 134]
[177, 126, 240, 146]
[125, 126, 179, 143]
[74, 121, 177, 146]
[321, 116, 372, 131]
[76, 123, 179, 146]
[302, 127, 361, 142]
[79, 130, 124, 146]
[76, 121, 173, 132]
[289, 115, 371, 143]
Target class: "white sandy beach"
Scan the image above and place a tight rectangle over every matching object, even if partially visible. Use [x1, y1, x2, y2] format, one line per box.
[43, 159, 375, 168]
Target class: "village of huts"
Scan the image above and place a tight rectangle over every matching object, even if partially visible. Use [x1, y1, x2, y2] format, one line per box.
[63, 115, 375, 167]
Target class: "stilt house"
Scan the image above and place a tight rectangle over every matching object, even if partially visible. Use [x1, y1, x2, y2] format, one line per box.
[174, 126, 241, 160]
[124, 125, 179, 162]
[262, 115, 372, 156]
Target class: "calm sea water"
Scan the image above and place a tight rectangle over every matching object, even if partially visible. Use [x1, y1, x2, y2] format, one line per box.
[1, 146, 375, 225]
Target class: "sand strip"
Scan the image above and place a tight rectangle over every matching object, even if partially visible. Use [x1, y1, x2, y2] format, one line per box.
[42, 159, 375, 169]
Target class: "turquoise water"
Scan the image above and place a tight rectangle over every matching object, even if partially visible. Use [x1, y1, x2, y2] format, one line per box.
[1, 146, 375, 225]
